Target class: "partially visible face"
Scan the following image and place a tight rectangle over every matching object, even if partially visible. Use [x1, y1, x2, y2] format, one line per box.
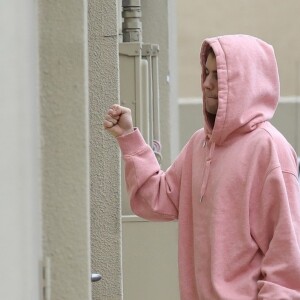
[203, 52, 218, 115]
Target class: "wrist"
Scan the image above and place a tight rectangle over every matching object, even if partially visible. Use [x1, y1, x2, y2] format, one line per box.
[118, 127, 134, 137]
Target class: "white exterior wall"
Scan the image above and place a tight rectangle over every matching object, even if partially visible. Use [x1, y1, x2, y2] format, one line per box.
[0, 1, 42, 299]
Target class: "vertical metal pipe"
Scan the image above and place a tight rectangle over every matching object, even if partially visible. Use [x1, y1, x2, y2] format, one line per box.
[152, 45, 160, 141]
[142, 44, 154, 147]
[152, 45, 162, 162]
[122, 0, 142, 42]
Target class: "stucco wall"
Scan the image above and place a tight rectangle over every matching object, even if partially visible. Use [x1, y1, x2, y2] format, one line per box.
[88, 0, 123, 299]
[39, 0, 91, 299]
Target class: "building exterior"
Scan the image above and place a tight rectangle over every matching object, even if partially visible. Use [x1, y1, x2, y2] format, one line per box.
[1, 1, 299, 299]
[1, 0, 177, 299]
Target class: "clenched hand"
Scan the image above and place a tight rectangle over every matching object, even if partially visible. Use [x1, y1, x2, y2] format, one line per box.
[103, 104, 134, 137]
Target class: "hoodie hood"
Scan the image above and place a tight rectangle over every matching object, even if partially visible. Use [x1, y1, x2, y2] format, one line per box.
[200, 34, 280, 145]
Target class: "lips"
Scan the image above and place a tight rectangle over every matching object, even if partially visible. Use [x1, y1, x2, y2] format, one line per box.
[206, 95, 218, 99]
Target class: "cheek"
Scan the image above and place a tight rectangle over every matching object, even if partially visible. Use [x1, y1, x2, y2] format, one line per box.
[213, 79, 218, 89]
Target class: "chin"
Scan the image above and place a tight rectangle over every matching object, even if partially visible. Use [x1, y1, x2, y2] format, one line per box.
[206, 107, 217, 115]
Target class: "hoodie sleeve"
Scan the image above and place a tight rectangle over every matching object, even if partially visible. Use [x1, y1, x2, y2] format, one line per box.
[250, 167, 300, 299]
[117, 128, 180, 221]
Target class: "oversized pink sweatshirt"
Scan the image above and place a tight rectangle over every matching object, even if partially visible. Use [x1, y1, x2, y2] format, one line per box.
[117, 35, 300, 299]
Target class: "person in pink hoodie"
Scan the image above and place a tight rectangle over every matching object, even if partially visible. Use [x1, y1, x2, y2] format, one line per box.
[104, 34, 300, 299]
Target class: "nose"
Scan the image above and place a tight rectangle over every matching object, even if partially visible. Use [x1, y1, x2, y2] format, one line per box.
[203, 74, 213, 90]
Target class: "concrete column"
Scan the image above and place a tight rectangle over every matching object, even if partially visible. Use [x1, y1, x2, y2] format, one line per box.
[88, 0, 123, 299]
[0, 1, 41, 299]
[39, 0, 91, 299]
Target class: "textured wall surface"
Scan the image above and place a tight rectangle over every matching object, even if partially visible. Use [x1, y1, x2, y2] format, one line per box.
[39, 0, 91, 299]
[88, 0, 123, 299]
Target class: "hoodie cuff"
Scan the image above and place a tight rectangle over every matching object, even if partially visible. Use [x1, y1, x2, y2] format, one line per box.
[116, 128, 148, 156]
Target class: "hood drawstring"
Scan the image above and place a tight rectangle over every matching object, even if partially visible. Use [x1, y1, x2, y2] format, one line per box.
[200, 137, 215, 202]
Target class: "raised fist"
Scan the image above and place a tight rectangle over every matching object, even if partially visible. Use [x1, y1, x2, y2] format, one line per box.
[103, 104, 134, 137]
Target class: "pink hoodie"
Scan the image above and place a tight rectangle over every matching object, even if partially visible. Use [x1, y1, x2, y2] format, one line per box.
[117, 35, 300, 299]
